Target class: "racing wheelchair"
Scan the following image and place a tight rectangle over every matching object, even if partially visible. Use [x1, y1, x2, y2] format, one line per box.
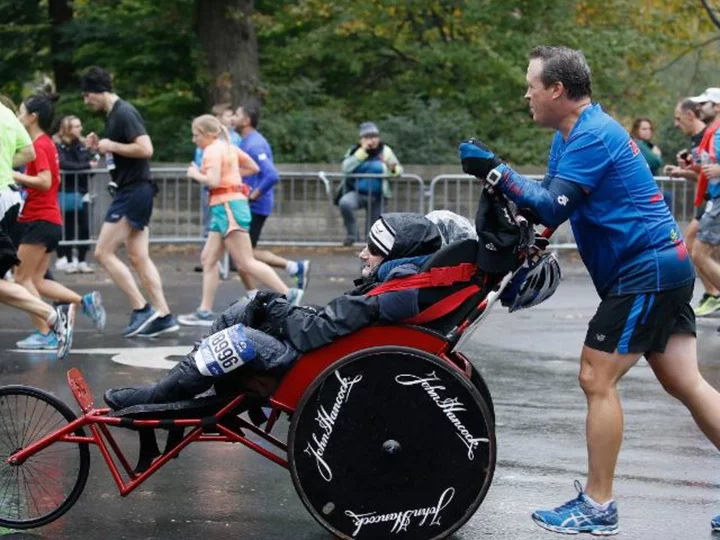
[0, 200, 558, 539]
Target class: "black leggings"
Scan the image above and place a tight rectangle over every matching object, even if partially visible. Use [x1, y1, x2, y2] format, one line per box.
[57, 200, 90, 262]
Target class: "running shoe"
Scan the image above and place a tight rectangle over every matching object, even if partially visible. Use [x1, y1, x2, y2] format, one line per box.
[295, 260, 311, 290]
[695, 295, 720, 317]
[532, 480, 619, 536]
[82, 291, 106, 331]
[53, 303, 76, 360]
[178, 309, 214, 327]
[65, 260, 79, 274]
[123, 305, 159, 337]
[136, 314, 180, 337]
[16, 331, 59, 350]
[77, 261, 95, 274]
[712, 514, 720, 532]
[287, 287, 304, 306]
[54, 256, 69, 271]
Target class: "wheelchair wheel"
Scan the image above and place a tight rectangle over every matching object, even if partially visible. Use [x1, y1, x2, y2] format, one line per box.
[0, 386, 90, 529]
[288, 346, 495, 540]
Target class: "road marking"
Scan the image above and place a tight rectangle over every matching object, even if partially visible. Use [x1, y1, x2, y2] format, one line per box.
[10, 346, 188, 370]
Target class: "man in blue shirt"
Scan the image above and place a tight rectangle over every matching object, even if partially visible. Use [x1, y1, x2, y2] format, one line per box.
[233, 104, 310, 298]
[459, 46, 720, 535]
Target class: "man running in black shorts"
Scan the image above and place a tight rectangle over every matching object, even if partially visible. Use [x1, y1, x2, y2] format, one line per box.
[81, 67, 178, 337]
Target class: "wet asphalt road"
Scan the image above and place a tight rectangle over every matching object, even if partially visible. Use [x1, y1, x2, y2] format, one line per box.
[0, 248, 717, 540]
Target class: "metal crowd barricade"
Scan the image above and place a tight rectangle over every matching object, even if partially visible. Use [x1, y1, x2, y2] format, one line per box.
[58, 169, 337, 248]
[319, 172, 425, 242]
[428, 174, 692, 250]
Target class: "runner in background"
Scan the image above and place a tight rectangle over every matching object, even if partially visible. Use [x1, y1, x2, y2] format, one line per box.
[179, 115, 303, 326]
[12, 92, 106, 350]
[233, 104, 311, 300]
[81, 66, 178, 338]
[0, 97, 74, 359]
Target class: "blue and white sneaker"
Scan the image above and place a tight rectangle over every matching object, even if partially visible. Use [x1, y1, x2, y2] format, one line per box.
[82, 291, 106, 331]
[532, 481, 619, 536]
[287, 287, 304, 306]
[712, 514, 720, 532]
[136, 314, 180, 337]
[16, 331, 59, 350]
[294, 260, 311, 290]
[53, 303, 75, 360]
[123, 305, 158, 337]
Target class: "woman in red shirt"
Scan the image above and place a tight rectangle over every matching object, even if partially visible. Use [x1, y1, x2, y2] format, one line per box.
[12, 92, 106, 350]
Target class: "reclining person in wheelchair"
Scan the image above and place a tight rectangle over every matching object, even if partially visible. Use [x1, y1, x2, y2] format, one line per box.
[106, 212, 444, 409]
[106, 195, 561, 411]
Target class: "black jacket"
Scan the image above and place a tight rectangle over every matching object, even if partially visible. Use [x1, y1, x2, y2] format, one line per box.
[210, 213, 442, 355]
[55, 138, 93, 193]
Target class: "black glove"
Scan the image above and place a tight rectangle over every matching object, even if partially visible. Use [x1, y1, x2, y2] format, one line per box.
[366, 144, 382, 157]
[458, 138, 503, 179]
[241, 291, 284, 329]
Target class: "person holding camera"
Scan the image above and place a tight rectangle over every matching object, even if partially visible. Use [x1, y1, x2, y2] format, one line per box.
[81, 66, 177, 338]
[338, 122, 403, 246]
[663, 98, 720, 316]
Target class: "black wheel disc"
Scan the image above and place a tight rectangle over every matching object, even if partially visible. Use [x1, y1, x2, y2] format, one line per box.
[288, 347, 496, 540]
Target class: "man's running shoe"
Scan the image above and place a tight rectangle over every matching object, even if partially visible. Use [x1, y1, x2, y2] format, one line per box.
[178, 309, 214, 327]
[694, 294, 720, 317]
[136, 314, 180, 337]
[532, 480, 619, 536]
[287, 287, 304, 306]
[295, 260, 311, 290]
[712, 514, 720, 532]
[123, 305, 158, 337]
[53, 303, 76, 360]
[82, 291, 106, 331]
[16, 331, 59, 350]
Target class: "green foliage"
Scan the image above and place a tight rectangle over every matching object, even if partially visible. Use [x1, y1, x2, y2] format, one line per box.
[2, 0, 720, 165]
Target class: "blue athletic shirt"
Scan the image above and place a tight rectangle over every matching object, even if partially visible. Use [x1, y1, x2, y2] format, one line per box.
[239, 130, 279, 217]
[547, 103, 694, 297]
[705, 130, 720, 200]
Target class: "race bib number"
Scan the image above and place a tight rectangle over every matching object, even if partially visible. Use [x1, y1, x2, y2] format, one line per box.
[193, 324, 256, 377]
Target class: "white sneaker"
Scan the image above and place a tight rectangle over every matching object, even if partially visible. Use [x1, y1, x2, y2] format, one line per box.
[55, 256, 69, 271]
[65, 260, 79, 274]
[77, 261, 94, 274]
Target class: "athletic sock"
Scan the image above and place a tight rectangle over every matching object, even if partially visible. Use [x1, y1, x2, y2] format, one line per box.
[285, 261, 299, 275]
[46, 310, 58, 329]
[246, 289, 258, 300]
[584, 493, 613, 511]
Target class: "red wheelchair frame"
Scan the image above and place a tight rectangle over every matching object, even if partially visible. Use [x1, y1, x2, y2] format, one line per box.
[9, 326, 475, 496]
[2, 226, 551, 538]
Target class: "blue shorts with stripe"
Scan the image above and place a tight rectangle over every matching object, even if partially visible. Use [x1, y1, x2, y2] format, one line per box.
[584, 283, 696, 355]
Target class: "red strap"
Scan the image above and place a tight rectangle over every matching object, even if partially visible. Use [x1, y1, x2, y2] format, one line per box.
[366, 263, 477, 297]
[404, 284, 481, 324]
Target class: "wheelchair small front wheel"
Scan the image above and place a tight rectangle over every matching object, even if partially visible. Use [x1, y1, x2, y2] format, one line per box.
[288, 346, 496, 540]
[0, 385, 90, 529]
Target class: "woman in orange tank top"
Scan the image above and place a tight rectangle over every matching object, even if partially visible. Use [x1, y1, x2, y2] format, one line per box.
[180, 115, 303, 326]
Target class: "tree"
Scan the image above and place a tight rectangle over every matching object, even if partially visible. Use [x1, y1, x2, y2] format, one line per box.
[48, 0, 74, 91]
[195, 0, 261, 108]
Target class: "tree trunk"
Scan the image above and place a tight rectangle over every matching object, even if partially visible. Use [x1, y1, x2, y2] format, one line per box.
[195, 0, 260, 109]
[48, 0, 74, 91]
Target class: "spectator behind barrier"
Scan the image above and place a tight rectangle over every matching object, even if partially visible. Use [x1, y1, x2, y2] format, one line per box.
[53, 115, 98, 274]
[630, 117, 671, 210]
[337, 122, 403, 246]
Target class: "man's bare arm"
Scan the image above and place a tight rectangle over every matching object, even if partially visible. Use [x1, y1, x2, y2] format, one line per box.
[99, 135, 153, 159]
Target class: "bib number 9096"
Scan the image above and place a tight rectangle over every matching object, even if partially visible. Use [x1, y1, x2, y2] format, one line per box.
[194, 324, 256, 377]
